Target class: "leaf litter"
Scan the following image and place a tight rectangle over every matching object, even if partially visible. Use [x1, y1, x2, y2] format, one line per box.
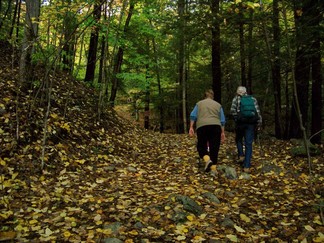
[0, 40, 323, 242]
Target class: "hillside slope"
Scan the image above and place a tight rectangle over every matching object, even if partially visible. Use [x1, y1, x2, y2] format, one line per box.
[0, 41, 323, 242]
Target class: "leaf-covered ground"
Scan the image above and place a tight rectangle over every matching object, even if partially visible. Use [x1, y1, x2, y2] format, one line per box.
[0, 40, 323, 242]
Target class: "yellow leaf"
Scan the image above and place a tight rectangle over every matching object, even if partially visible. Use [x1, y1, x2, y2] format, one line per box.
[0, 231, 17, 241]
[187, 215, 195, 221]
[0, 159, 6, 166]
[192, 235, 206, 242]
[176, 235, 186, 241]
[76, 159, 86, 164]
[226, 234, 238, 242]
[0, 211, 13, 219]
[102, 228, 112, 235]
[44, 228, 53, 236]
[50, 113, 58, 119]
[95, 220, 103, 225]
[129, 230, 138, 236]
[63, 231, 71, 238]
[293, 211, 300, 216]
[313, 232, 324, 242]
[94, 214, 101, 222]
[29, 219, 38, 225]
[234, 224, 245, 233]
[304, 225, 315, 231]
[96, 178, 105, 184]
[281, 222, 291, 226]
[240, 214, 251, 223]
[2, 180, 11, 188]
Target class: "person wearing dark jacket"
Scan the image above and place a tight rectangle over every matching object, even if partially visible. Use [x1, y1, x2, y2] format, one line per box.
[230, 86, 262, 172]
[189, 89, 226, 172]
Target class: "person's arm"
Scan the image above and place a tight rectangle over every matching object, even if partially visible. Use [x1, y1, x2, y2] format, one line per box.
[254, 98, 262, 127]
[220, 107, 226, 142]
[189, 105, 198, 136]
[230, 96, 238, 121]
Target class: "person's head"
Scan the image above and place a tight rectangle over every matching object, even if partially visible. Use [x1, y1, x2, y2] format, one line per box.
[236, 86, 247, 96]
[205, 89, 214, 99]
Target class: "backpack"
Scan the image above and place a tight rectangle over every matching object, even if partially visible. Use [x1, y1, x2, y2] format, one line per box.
[237, 95, 259, 124]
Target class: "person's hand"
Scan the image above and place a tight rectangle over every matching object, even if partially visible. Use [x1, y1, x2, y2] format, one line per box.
[189, 127, 195, 136]
[221, 132, 225, 143]
[256, 123, 262, 131]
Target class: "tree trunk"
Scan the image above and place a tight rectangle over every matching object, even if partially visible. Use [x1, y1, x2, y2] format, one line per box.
[19, 0, 40, 88]
[289, 0, 311, 138]
[84, 3, 102, 83]
[150, 23, 164, 133]
[246, 9, 253, 94]
[9, 0, 19, 40]
[109, 0, 134, 107]
[176, 0, 186, 134]
[310, 0, 323, 144]
[272, 0, 283, 138]
[62, 5, 77, 72]
[238, 4, 246, 88]
[211, 0, 221, 103]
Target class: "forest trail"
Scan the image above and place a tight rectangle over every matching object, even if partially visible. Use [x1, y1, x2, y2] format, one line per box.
[0, 40, 323, 242]
[1, 127, 323, 242]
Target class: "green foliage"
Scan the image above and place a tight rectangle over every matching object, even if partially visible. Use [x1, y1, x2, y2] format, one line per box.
[290, 141, 321, 157]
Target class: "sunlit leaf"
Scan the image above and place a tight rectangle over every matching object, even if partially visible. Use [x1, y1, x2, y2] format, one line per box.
[240, 213, 251, 223]
[226, 234, 238, 242]
[304, 225, 315, 231]
[234, 224, 245, 233]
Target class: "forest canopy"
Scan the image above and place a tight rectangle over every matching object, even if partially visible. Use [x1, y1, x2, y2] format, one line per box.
[0, 0, 323, 141]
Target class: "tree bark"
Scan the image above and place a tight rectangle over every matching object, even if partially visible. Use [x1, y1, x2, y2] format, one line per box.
[62, 9, 77, 72]
[238, 4, 246, 88]
[289, 0, 311, 138]
[109, 0, 134, 107]
[84, 3, 102, 83]
[310, 0, 323, 144]
[19, 0, 40, 88]
[272, 0, 283, 138]
[176, 0, 186, 134]
[211, 0, 221, 103]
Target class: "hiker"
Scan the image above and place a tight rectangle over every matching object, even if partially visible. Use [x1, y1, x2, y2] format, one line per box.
[230, 86, 262, 172]
[189, 89, 226, 172]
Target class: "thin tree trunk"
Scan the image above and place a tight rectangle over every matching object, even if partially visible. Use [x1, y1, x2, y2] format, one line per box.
[211, 0, 221, 103]
[283, 7, 312, 174]
[84, 3, 102, 83]
[289, 0, 310, 138]
[19, 0, 40, 88]
[150, 20, 164, 132]
[9, 0, 19, 39]
[246, 9, 253, 94]
[238, 5, 246, 88]
[272, 0, 282, 138]
[109, 0, 134, 107]
[62, 3, 77, 72]
[310, 0, 322, 144]
[176, 0, 185, 134]
[144, 40, 150, 129]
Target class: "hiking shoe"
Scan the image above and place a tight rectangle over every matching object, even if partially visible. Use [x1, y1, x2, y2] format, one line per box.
[204, 160, 213, 172]
[237, 155, 244, 163]
[203, 155, 213, 172]
[243, 168, 250, 173]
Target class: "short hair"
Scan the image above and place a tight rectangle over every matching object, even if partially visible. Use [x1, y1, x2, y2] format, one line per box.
[236, 86, 247, 95]
[205, 89, 214, 99]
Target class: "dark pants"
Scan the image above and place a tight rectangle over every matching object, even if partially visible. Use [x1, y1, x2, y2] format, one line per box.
[196, 125, 222, 164]
[235, 123, 255, 168]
